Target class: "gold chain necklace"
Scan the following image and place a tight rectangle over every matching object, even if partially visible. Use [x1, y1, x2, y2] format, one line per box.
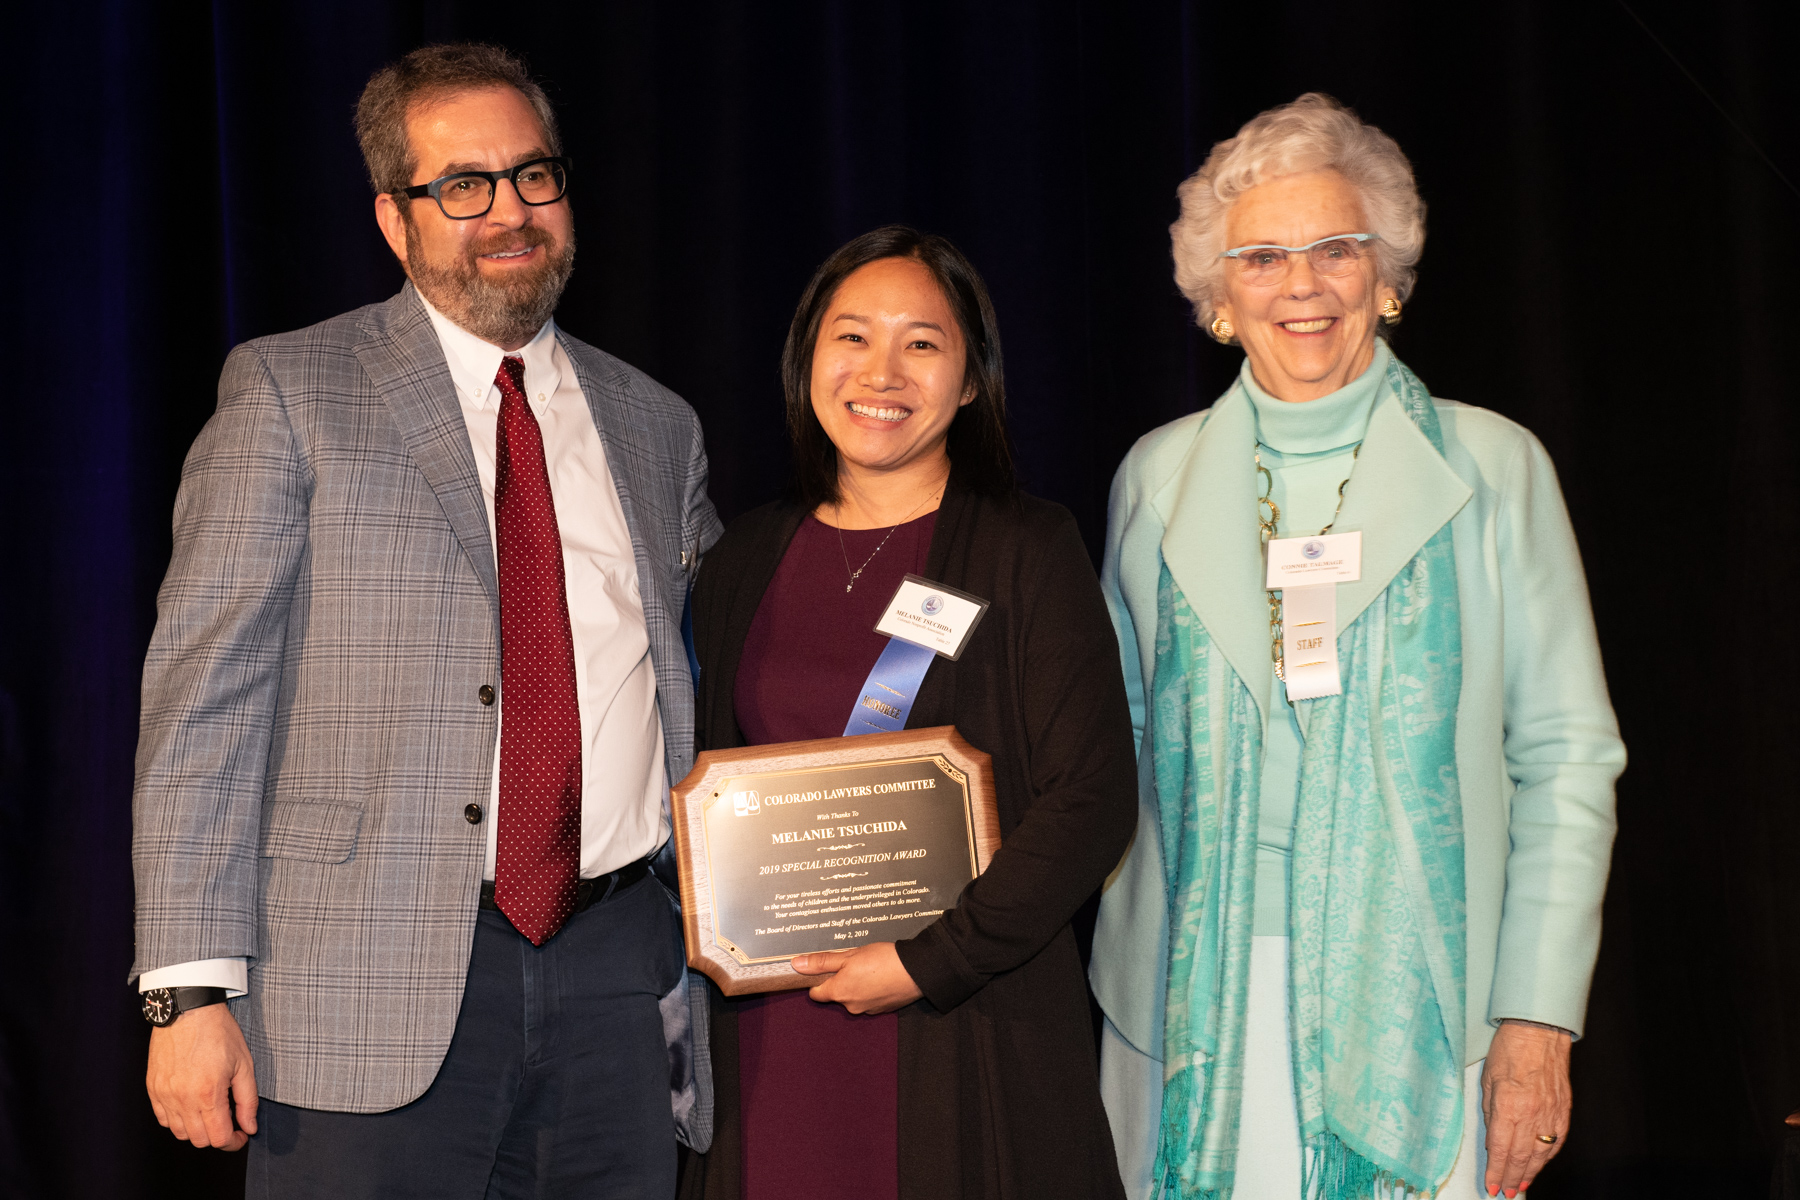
[835, 487, 941, 594]
[1257, 441, 1359, 681]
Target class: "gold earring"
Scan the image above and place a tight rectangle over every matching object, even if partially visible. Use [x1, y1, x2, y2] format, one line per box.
[1209, 315, 1235, 343]
[1380, 298, 1403, 326]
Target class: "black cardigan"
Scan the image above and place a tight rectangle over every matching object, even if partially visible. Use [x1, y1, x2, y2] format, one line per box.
[678, 479, 1135, 1200]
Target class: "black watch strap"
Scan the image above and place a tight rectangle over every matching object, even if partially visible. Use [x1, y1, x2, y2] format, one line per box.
[142, 986, 229, 1027]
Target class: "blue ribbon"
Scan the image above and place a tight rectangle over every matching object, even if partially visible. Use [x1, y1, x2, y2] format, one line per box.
[842, 637, 936, 737]
[680, 579, 701, 686]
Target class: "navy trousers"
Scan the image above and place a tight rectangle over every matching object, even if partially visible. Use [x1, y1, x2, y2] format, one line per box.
[245, 874, 683, 1199]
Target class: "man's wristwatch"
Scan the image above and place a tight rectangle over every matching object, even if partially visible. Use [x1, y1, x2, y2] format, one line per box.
[141, 986, 229, 1027]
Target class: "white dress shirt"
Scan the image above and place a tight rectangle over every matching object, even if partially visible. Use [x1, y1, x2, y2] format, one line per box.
[140, 300, 668, 997]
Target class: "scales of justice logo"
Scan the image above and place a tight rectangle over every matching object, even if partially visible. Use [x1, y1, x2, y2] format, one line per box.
[921, 594, 945, 616]
[732, 790, 761, 817]
[1302, 540, 1326, 560]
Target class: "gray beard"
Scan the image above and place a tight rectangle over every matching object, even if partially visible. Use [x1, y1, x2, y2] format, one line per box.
[403, 215, 576, 348]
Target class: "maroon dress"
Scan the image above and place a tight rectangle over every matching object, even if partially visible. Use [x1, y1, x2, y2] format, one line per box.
[731, 511, 937, 1200]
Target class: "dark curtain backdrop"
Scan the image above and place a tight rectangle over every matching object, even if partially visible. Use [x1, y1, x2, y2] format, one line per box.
[2, 2, 1795, 1196]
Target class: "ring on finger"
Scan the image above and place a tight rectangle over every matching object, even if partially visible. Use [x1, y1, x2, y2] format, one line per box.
[1535, 1133, 1558, 1145]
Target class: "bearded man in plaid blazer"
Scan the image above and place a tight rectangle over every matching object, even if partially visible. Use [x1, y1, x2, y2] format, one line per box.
[131, 44, 721, 1197]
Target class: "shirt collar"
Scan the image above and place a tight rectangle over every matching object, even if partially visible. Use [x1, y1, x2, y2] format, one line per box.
[418, 294, 562, 411]
[1241, 338, 1389, 455]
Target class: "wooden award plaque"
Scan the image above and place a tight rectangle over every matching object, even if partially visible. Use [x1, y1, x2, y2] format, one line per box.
[670, 726, 999, 996]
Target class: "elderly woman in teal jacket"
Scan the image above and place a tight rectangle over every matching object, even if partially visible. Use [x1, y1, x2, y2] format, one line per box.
[1090, 94, 1625, 1200]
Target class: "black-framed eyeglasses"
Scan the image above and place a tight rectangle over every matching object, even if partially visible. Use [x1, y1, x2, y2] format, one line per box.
[399, 157, 571, 220]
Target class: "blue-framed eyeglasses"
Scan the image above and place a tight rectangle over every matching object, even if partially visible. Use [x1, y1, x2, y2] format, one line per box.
[1219, 233, 1379, 282]
[399, 157, 571, 220]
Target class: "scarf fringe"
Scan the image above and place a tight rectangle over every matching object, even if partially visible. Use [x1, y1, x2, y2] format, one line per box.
[1152, 1063, 1203, 1195]
[1302, 1132, 1435, 1200]
[1154, 1076, 1443, 1199]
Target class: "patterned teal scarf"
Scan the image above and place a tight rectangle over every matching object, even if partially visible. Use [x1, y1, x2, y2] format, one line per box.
[1151, 356, 1467, 1198]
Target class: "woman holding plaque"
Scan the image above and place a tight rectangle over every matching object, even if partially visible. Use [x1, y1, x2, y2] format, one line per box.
[679, 226, 1136, 1200]
[1090, 94, 1626, 1199]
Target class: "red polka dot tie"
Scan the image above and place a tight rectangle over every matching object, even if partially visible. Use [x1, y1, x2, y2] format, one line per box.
[492, 356, 582, 946]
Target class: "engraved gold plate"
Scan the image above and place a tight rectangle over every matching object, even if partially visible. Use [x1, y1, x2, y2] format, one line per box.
[670, 727, 999, 995]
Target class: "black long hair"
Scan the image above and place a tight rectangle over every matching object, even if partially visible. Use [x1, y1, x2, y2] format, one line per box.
[780, 225, 1016, 510]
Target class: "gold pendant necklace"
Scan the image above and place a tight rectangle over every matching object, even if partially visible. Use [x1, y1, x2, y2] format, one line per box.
[836, 487, 941, 593]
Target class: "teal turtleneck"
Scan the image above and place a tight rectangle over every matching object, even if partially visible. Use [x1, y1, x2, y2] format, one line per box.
[1241, 338, 1389, 934]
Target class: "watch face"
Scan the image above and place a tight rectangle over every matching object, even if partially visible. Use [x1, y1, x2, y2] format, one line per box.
[142, 989, 176, 1026]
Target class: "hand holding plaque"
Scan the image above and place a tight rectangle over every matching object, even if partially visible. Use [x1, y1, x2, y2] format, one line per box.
[790, 942, 922, 1014]
[669, 727, 999, 995]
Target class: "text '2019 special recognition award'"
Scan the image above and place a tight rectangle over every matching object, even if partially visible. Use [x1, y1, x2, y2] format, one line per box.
[671, 576, 999, 994]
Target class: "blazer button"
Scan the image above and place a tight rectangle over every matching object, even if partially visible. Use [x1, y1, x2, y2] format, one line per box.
[478, 684, 495, 706]
[464, 803, 484, 824]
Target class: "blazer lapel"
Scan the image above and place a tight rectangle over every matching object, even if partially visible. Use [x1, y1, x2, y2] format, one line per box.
[354, 284, 497, 604]
[1330, 385, 1472, 630]
[1157, 389, 1272, 719]
[563, 343, 672, 637]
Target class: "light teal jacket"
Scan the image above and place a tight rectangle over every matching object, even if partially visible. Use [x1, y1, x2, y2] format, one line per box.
[1089, 369, 1625, 1065]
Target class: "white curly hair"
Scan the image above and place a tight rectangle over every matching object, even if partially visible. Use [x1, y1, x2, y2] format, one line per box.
[1171, 93, 1426, 333]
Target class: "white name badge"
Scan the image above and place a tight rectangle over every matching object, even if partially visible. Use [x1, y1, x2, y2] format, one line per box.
[874, 574, 991, 661]
[1264, 531, 1362, 588]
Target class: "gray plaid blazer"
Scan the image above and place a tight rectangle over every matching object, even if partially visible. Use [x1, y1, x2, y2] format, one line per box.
[131, 283, 723, 1137]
